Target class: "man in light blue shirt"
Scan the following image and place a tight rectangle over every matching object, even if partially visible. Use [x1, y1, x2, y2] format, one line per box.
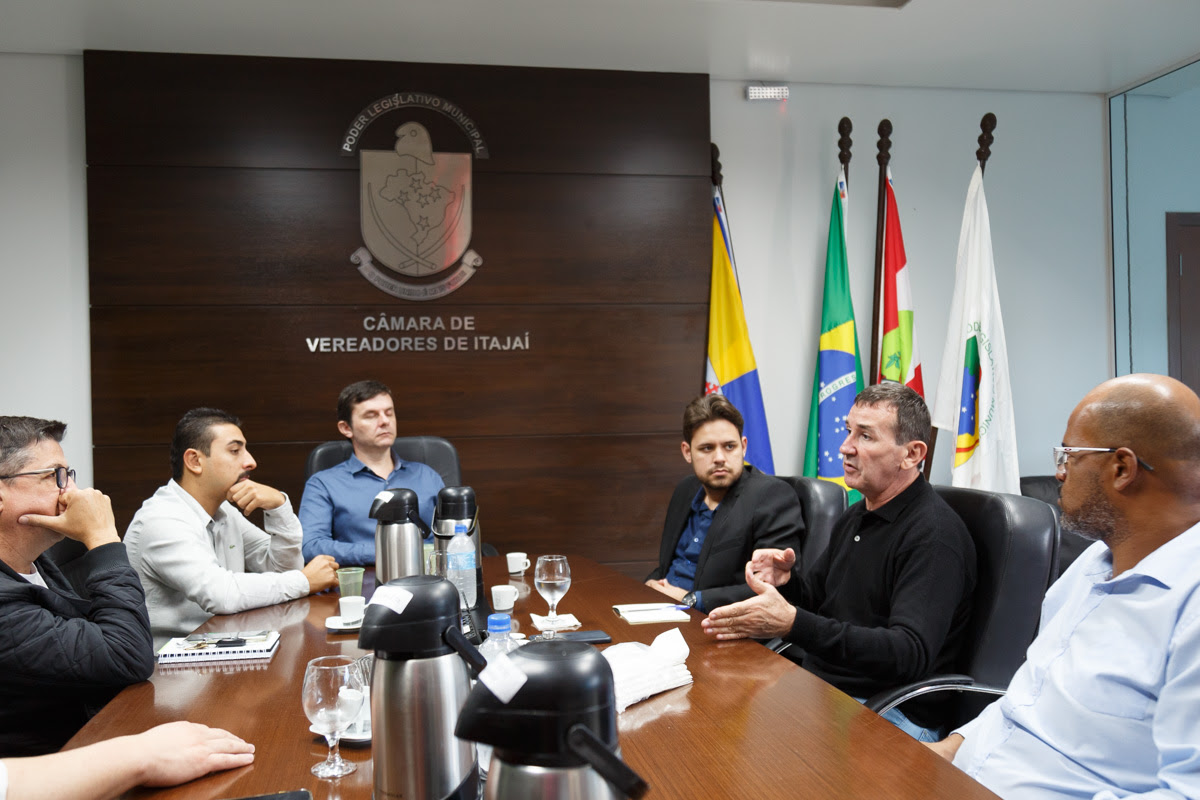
[300, 381, 444, 565]
[928, 374, 1200, 800]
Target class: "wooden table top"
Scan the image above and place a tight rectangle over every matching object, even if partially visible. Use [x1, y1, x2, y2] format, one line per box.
[65, 556, 998, 800]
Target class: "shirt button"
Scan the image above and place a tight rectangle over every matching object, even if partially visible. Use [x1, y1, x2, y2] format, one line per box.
[854, 535, 861, 542]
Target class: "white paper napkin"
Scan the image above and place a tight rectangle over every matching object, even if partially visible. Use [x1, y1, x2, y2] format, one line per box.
[601, 627, 693, 712]
[529, 612, 582, 632]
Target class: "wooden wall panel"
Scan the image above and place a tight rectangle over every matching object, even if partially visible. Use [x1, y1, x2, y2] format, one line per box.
[87, 169, 711, 306]
[86, 51, 711, 568]
[84, 51, 710, 175]
[90, 304, 706, 444]
[98, 434, 683, 572]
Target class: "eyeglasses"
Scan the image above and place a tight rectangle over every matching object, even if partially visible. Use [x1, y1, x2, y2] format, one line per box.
[1052, 446, 1154, 475]
[0, 466, 76, 489]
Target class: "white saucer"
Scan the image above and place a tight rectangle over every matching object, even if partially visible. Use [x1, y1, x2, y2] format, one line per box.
[325, 615, 362, 633]
[310, 723, 371, 744]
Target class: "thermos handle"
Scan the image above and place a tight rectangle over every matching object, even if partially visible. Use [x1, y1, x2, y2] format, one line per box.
[566, 724, 649, 799]
[443, 624, 488, 676]
[405, 507, 432, 538]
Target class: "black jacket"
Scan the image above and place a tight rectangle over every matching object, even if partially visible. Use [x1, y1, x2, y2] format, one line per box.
[647, 466, 804, 611]
[0, 542, 155, 756]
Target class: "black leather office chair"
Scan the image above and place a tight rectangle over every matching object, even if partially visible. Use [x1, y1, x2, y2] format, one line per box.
[865, 485, 1059, 730]
[765, 477, 847, 659]
[778, 476, 848, 569]
[304, 436, 462, 486]
[1020, 474, 1090, 580]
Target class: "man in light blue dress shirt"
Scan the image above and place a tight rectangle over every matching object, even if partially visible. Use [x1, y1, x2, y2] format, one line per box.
[300, 381, 444, 565]
[928, 374, 1200, 800]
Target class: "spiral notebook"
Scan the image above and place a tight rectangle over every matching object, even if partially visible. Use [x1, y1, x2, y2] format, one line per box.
[157, 631, 281, 664]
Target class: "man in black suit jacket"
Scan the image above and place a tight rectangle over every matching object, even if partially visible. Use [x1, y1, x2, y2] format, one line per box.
[645, 395, 804, 612]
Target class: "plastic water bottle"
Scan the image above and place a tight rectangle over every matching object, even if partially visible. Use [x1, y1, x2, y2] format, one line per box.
[476, 614, 521, 778]
[446, 527, 477, 608]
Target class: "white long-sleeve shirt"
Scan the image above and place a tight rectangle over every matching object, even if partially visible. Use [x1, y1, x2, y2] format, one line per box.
[125, 480, 309, 648]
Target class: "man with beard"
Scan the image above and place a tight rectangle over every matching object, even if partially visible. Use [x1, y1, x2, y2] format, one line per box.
[927, 374, 1200, 800]
[702, 383, 976, 741]
[125, 408, 339, 646]
[644, 394, 803, 612]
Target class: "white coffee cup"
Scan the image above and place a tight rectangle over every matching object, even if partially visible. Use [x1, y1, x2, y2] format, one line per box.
[339, 595, 366, 624]
[507, 552, 531, 575]
[491, 584, 519, 612]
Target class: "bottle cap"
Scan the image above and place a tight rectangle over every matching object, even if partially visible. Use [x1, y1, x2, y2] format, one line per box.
[487, 613, 512, 634]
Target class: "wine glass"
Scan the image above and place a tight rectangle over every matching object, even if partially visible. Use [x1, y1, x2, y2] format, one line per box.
[534, 555, 571, 639]
[302, 655, 366, 778]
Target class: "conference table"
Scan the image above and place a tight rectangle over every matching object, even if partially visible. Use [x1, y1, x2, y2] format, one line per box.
[66, 557, 999, 800]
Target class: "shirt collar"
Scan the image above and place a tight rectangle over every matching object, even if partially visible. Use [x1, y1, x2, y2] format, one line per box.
[1103, 518, 1200, 589]
[862, 473, 926, 523]
[346, 451, 405, 476]
[690, 487, 715, 514]
[166, 478, 219, 527]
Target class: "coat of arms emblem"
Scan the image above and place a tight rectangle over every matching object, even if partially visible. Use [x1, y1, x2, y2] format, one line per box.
[342, 94, 489, 300]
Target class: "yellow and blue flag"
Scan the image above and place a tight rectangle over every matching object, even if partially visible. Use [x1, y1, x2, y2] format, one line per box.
[706, 186, 775, 474]
[803, 168, 865, 503]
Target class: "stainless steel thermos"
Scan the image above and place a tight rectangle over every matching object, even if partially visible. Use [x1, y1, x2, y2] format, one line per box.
[371, 488, 425, 584]
[361, 575, 487, 800]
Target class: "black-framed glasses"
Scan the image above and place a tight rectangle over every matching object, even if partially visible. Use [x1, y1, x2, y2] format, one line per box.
[0, 466, 76, 489]
[1052, 446, 1154, 475]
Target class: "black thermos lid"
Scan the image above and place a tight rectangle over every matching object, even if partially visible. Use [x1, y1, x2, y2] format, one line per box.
[455, 640, 617, 767]
[437, 485, 476, 519]
[358, 575, 461, 658]
[369, 488, 420, 523]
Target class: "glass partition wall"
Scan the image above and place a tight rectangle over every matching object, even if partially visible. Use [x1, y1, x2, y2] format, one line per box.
[1110, 60, 1200, 379]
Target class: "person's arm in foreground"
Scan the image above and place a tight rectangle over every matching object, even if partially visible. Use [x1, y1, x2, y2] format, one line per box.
[3, 721, 253, 800]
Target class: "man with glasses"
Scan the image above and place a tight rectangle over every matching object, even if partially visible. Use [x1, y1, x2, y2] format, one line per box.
[0, 416, 155, 756]
[928, 374, 1200, 800]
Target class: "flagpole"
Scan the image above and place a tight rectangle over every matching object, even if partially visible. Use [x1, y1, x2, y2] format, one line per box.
[837, 116, 853, 188]
[869, 119, 892, 384]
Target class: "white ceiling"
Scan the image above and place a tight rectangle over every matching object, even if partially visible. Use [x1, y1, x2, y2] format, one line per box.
[2, 0, 1199, 95]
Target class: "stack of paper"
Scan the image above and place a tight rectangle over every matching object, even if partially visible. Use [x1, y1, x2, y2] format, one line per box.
[612, 603, 691, 625]
[601, 628, 692, 712]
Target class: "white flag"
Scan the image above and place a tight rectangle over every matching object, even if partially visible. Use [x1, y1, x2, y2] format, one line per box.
[931, 164, 1019, 493]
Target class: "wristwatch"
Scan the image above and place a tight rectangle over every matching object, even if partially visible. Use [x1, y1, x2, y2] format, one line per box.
[681, 591, 698, 609]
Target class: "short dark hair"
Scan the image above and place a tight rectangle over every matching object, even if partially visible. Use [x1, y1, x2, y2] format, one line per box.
[0, 416, 67, 477]
[682, 394, 745, 443]
[853, 383, 931, 446]
[170, 408, 242, 481]
[337, 380, 393, 425]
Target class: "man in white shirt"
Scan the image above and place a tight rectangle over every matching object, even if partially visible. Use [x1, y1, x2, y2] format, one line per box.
[125, 408, 339, 646]
[927, 374, 1200, 800]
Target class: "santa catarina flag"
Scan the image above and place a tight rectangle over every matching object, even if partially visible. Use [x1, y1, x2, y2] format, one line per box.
[876, 168, 925, 396]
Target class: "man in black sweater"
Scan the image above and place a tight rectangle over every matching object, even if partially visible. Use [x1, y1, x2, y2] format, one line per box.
[645, 394, 803, 612]
[0, 417, 155, 756]
[702, 384, 976, 740]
